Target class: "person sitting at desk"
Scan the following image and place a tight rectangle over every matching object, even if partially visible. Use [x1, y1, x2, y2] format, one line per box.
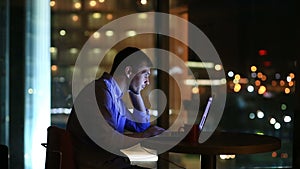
[67, 47, 165, 169]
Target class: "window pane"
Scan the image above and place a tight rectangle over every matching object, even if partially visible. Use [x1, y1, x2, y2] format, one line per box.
[169, 0, 296, 168]
[51, 0, 156, 128]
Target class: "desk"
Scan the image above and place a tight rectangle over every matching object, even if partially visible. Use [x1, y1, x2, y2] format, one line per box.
[169, 131, 281, 169]
[143, 131, 281, 169]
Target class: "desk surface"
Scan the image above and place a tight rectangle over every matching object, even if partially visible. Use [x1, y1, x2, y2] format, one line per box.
[170, 131, 281, 155]
[142, 131, 281, 169]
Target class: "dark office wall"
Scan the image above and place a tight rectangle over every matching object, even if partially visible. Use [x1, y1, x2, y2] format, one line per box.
[154, 2, 170, 169]
[0, 0, 9, 145]
[9, 1, 26, 169]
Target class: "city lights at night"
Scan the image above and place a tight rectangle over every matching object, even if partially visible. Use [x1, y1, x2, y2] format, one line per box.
[1, 1, 297, 169]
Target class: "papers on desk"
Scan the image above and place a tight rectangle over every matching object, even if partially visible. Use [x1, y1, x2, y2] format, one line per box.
[120, 143, 158, 162]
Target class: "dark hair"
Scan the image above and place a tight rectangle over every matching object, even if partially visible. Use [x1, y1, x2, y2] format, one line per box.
[110, 47, 152, 75]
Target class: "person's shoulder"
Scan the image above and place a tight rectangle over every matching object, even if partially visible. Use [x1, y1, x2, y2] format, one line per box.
[95, 72, 117, 94]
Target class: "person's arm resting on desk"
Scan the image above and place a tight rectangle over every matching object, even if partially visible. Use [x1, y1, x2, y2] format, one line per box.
[125, 91, 164, 138]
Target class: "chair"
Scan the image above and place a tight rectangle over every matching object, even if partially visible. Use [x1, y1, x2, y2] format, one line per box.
[0, 144, 8, 169]
[43, 126, 76, 169]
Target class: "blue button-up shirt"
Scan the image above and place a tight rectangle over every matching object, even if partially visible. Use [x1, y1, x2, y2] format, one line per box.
[97, 72, 150, 133]
[66, 72, 151, 168]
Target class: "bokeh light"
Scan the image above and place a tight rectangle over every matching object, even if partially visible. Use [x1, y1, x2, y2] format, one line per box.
[269, 118, 276, 124]
[247, 85, 254, 92]
[250, 66, 257, 72]
[258, 85, 266, 94]
[228, 71, 234, 77]
[257, 110, 264, 119]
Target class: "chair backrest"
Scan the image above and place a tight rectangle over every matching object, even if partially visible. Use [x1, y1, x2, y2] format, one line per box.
[0, 144, 8, 169]
[45, 126, 76, 169]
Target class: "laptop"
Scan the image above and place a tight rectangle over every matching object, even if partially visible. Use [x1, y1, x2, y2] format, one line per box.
[150, 96, 213, 140]
[199, 96, 212, 132]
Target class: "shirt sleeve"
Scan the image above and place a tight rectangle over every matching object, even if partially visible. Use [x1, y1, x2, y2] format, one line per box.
[132, 108, 150, 123]
[124, 108, 150, 132]
[96, 84, 127, 133]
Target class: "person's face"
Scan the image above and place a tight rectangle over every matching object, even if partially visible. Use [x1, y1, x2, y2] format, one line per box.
[129, 65, 151, 93]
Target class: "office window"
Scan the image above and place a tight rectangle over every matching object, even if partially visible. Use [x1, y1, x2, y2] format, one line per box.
[170, 0, 296, 168]
[50, 0, 297, 169]
[50, 0, 157, 127]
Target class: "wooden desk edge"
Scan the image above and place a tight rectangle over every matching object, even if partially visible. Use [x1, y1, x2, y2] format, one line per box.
[170, 132, 281, 155]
